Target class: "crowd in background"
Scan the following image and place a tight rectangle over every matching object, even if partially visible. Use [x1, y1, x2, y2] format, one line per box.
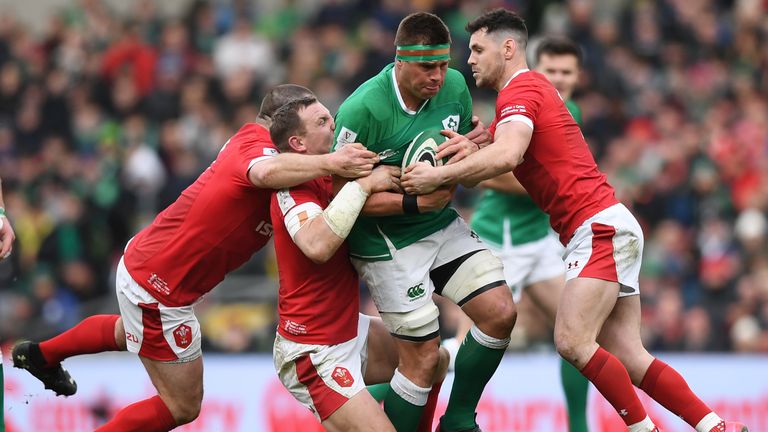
[0, 0, 766, 353]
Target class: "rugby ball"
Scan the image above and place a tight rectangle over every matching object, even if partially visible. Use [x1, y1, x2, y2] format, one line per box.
[401, 130, 449, 169]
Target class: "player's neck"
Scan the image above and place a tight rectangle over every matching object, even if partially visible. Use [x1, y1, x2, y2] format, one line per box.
[496, 60, 528, 92]
[254, 117, 271, 129]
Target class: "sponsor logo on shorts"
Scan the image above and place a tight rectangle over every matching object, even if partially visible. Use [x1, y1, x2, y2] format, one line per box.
[567, 260, 579, 270]
[407, 283, 426, 301]
[332, 366, 354, 387]
[173, 324, 192, 348]
[147, 273, 171, 295]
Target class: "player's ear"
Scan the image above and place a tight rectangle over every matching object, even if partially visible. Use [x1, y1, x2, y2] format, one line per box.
[503, 38, 516, 60]
[288, 135, 306, 153]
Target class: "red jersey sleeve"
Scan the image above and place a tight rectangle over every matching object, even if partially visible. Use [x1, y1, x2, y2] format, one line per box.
[232, 124, 279, 186]
[271, 179, 327, 240]
[496, 78, 545, 131]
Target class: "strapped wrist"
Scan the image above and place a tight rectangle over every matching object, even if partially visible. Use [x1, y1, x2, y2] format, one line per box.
[402, 194, 419, 214]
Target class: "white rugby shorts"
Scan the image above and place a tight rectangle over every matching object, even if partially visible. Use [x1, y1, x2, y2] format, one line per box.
[563, 203, 644, 296]
[273, 314, 371, 421]
[351, 218, 505, 313]
[489, 232, 565, 302]
[116, 257, 202, 362]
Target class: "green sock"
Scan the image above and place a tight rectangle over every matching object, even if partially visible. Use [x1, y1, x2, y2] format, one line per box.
[367, 383, 391, 403]
[384, 385, 426, 432]
[442, 329, 507, 431]
[561, 357, 590, 432]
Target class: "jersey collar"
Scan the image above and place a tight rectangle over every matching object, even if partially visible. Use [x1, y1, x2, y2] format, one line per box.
[391, 67, 428, 115]
[501, 68, 530, 90]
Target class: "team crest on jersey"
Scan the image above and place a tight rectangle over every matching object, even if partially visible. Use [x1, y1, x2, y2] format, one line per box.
[277, 189, 296, 214]
[442, 115, 460, 132]
[336, 127, 358, 147]
[331, 366, 354, 387]
[173, 324, 192, 348]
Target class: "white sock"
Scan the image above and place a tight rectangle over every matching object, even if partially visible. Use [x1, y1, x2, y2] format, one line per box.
[469, 324, 510, 350]
[390, 368, 430, 406]
[627, 416, 656, 432]
[442, 337, 460, 372]
[695, 412, 723, 432]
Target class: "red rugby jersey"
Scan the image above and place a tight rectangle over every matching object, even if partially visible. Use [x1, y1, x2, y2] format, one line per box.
[124, 123, 277, 306]
[271, 176, 359, 345]
[489, 69, 619, 244]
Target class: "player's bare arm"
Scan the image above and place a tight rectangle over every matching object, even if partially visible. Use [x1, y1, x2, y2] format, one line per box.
[332, 176, 455, 216]
[437, 116, 490, 164]
[478, 171, 527, 194]
[294, 166, 400, 263]
[0, 177, 14, 260]
[249, 143, 379, 189]
[401, 120, 531, 195]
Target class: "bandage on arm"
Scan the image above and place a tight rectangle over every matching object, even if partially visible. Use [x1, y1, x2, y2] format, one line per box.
[287, 181, 369, 263]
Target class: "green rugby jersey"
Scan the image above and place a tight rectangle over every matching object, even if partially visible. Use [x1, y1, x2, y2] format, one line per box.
[470, 98, 583, 247]
[333, 63, 473, 260]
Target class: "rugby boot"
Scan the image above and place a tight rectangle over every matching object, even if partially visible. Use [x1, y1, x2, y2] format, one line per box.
[12, 341, 77, 396]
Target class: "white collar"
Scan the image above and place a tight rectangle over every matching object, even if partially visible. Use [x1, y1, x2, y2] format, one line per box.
[501, 68, 530, 89]
[392, 67, 428, 115]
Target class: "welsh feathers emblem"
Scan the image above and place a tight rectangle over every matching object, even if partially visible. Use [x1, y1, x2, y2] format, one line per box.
[332, 366, 354, 387]
[173, 324, 192, 348]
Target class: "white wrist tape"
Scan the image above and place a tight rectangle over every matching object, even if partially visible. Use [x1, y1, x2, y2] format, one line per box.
[322, 181, 368, 239]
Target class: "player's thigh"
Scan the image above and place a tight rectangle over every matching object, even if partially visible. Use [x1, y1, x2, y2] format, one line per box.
[431, 218, 507, 308]
[322, 390, 395, 432]
[140, 355, 204, 410]
[353, 239, 444, 343]
[525, 274, 565, 327]
[351, 236, 439, 317]
[597, 295, 653, 384]
[555, 277, 619, 365]
[363, 315, 398, 385]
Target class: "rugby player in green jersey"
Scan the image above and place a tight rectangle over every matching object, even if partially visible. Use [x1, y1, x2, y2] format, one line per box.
[333, 12, 516, 432]
[469, 36, 590, 432]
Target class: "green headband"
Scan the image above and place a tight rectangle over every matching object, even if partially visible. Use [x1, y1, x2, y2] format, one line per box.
[395, 43, 451, 62]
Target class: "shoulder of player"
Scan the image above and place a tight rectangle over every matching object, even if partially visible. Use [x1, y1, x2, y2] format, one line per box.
[338, 83, 392, 123]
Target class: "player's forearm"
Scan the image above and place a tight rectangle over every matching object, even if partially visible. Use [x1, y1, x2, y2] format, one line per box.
[250, 153, 331, 189]
[294, 218, 344, 264]
[440, 141, 523, 188]
[361, 191, 404, 216]
[478, 171, 527, 194]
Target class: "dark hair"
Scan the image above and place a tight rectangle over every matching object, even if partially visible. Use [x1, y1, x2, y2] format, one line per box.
[465, 8, 528, 48]
[535, 36, 582, 66]
[269, 96, 318, 152]
[395, 12, 451, 47]
[258, 84, 314, 120]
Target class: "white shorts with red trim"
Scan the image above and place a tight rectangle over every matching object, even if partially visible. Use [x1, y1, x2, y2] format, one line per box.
[273, 314, 370, 421]
[116, 257, 202, 362]
[563, 204, 644, 297]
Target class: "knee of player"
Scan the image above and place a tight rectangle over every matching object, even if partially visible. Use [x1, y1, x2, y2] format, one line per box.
[553, 327, 585, 363]
[172, 395, 203, 425]
[474, 288, 517, 335]
[403, 346, 440, 380]
[493, 292, 517, 333]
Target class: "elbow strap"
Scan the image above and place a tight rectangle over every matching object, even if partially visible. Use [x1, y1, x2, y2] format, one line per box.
[322, 181, 369, 239]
